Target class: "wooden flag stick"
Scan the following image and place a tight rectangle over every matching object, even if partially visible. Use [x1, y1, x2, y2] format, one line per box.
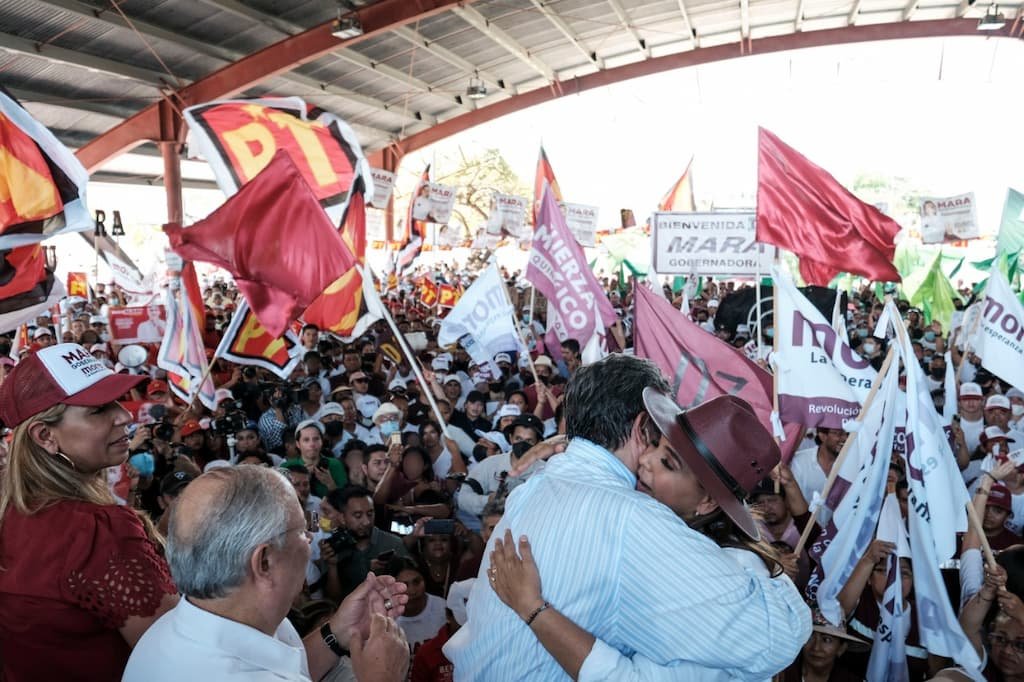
[964, 499, 999, 570]
[792, 344, 898, 557]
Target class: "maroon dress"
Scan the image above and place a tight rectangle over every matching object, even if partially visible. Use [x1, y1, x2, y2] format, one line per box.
[0, 500, 177, 681]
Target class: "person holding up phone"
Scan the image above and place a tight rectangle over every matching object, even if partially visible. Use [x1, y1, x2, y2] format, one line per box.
[282, 421, 347, 498]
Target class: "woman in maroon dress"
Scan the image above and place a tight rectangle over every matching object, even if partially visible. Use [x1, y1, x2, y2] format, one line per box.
[0, 344, 179, 681]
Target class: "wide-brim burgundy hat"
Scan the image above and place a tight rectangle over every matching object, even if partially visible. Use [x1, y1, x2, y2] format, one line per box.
[642, 388, 781, 540]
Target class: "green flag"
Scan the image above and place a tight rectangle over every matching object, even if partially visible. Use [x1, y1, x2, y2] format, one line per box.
[910, 251, 960, 331]
[998, 188, 1024, 256]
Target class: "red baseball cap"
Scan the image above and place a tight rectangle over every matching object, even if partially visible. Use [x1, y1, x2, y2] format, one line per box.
[0, 343, 144, 427]
[989, 483, 1013, 512]
[146, 380, 169, 397]
[180, 420, 205, 437]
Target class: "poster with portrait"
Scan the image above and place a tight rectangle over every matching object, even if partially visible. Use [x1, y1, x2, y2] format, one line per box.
[561, 202, 599, 247]
[109, 305, 167, 344]
[486, 193, 529, 236]
[427, 183, 457, 225]
[919, 193, 979, 244]
[365, 208, 387, 242]
[369, 168, 395, 208]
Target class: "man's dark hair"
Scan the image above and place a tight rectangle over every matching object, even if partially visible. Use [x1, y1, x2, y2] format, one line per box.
[418, 420, 442, 438]
[301, 323, 320, 334]
[363, 443, 387, 464]
[560, 338, 581, 356]
[564, 354, 669, 452]
[341, 439, 368, 458]
[481, 500, 504, 518]
[304, 350, 322, 363]
[326, 484, 373, 511]
[281, 463, 309, 476]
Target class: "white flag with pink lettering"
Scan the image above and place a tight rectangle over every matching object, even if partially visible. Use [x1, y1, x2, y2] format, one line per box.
[976, 269, 1024, 392]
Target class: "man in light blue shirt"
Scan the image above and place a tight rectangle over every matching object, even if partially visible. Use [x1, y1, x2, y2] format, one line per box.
[444, 354, 810, 680]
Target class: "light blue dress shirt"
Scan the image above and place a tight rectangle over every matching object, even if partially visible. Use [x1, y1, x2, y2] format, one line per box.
[443, 438, 811, 681]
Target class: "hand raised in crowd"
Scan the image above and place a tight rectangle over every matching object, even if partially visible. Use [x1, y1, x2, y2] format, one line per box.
[509, 434, 568, 477]
[989, 458, 1018, 483]
[980, 562, 1007, 603]
[349, 613, 410, 682]
[998, 590, 1024, 624]
[319, 540, 339, 566]
[490, 530, 545, 620]
[386, 442, 403, 467]
[862, 539, 896, 566]
[330, 572, 408, 647]
[129, 425, 151, 452]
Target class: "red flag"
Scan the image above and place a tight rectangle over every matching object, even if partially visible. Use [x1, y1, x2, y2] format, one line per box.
[756, 127, 901, 286]
[180, 261, 206, 337]
[164, 151, 355, 338]
[533, 146, 563, 224]
[633, 283, 802, 462]
[66, 272, 89, 299]
[658, 157, 695, 212]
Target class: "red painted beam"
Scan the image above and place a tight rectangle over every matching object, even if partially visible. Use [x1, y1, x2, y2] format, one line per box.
[75, 0, 472, 172]
[394, 18, 1019, 156]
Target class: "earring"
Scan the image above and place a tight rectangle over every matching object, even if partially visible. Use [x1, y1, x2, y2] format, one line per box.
[53, 451, 77, 471]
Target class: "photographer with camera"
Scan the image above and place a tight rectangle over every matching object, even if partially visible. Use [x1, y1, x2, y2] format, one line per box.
[258, 383, 304, 451]
[320, 486, 410, 603]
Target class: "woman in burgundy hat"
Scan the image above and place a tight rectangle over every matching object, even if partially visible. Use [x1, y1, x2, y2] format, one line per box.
[488, 388, 798, 678]
[0, 344, 178, 681]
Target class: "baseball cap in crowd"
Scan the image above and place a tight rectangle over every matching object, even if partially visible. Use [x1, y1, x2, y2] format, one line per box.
[159, 470, 194, 498]
[533, 355, 554, 369]
[809, 610, 870, 653]
[986, 395, 1011, 411]
[643, 387, 780, 541]
[32, 327, 52, 340]
[388, 379, 407, 393]
[444, 375, 462, 386]
[1008, 388, 1024, 401]
[89, 315, 108, 325]
[431, 356, 451, 371]
[214, 388, 234, 405]
[146, 380, 169, 398]
[959, 383, 983, 398]
[316, 402, 346, 420]
[0, 344, 144, 428]
[355, 394, 382, 420]
[708, 299, 720, 308]
[180, 420, 205, 437]
[348, 370, 368, 382]
[735, 324, 750, 338]
[494, 353, 512, 366]
[988, 483, 1014, 512]
[89, 344, 108, 354]
[294, 419, 325, 438]
[502, 413, 545, 442]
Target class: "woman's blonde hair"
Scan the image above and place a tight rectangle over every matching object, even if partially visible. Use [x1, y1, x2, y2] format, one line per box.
[0, 404, 114, 528]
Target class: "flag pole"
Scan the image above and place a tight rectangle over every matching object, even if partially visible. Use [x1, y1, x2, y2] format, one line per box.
[964, 499, 999, 570]
[370, 271, 450, 432]
[792, 344, 898, 557]
[770, 255, 782, 493]
[498, 266, 540, 381]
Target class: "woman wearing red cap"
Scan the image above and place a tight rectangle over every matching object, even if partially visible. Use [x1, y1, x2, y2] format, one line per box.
[0, 344, 178, 681]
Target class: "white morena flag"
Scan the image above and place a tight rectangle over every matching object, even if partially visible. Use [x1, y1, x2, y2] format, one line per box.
[975, 269, 1024, 391]
[815, 343, 901, 626]
[773, 266, 876, 429]
[895, 315, 982, 678]
[438, 263, 520, 369]
[867, 493, 910, 682]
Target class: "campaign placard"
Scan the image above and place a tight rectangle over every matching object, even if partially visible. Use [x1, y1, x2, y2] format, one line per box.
[561, 202, 599, 247]
[109, 305, 167, 344]
[651, 212, 773, 276]
[369, 168, 395, 208]
[919, 192, 979, 244]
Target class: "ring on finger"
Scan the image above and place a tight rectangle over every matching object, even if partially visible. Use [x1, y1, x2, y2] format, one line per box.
[384, 598, 393, 611]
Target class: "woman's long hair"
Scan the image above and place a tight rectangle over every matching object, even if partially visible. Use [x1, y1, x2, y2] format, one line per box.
[692, 508, 786, 578]
[0, 405, 113, 527]
[0, 403, 163, 553]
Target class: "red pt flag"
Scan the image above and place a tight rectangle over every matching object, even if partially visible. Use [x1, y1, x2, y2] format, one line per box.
[164, 151, 355, 338]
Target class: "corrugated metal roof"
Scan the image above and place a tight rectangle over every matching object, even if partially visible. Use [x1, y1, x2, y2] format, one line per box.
[0, 0, 1018, 175]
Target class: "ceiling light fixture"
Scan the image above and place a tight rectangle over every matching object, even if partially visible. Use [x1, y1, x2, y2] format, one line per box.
[466, 76, 487, 100]
[978, 5, 1006, 29]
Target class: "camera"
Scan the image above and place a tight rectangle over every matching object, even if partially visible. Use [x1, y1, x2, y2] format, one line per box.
[242, 367, 257, 379]
[153, 421, 175, 442]
[325, 528, 358, 553]
[212, 411, 247, 435]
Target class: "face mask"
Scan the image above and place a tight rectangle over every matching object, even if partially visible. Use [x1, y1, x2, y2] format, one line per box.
[993, 443, 1003, 457]
[930, 367, 945, 380]
[362, 353, 376, 363]
[472, 444, 490, 462]
[489, 381, 504, 392]
[379, 421, 399, 437]
[862, 343, 876, 355]
[765, 328, 774, 340]
[319, 516, 334, 532]
[924, 331, 936, 342]
[511, 440, 533, 459]
[857, 328, 868, 338]
[324, 421, 345, 438]
[1013, 405, 1024, 417]
[453, 360, 469, 372]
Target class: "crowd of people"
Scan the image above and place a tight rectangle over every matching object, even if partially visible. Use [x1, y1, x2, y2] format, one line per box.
[0, 262, 1021, 682]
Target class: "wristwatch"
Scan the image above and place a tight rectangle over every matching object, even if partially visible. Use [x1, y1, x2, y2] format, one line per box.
[320, 622, 350, 658]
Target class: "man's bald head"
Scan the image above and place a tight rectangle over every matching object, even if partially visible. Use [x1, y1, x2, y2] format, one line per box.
[167, 465, 298, 599]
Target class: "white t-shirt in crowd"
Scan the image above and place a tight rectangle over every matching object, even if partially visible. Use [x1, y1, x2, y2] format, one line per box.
[789, 445, 829, 503]
[397, 594, 447, 650]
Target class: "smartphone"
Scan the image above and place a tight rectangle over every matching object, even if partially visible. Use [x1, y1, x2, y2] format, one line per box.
[376, 550, 396, 562]
[389, 432, 402, 447]
[390, 519, 415, 535]
[424, 519, 455, 535]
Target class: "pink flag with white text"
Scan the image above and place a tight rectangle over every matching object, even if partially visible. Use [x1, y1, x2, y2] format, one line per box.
[526, 186, 616, 350]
